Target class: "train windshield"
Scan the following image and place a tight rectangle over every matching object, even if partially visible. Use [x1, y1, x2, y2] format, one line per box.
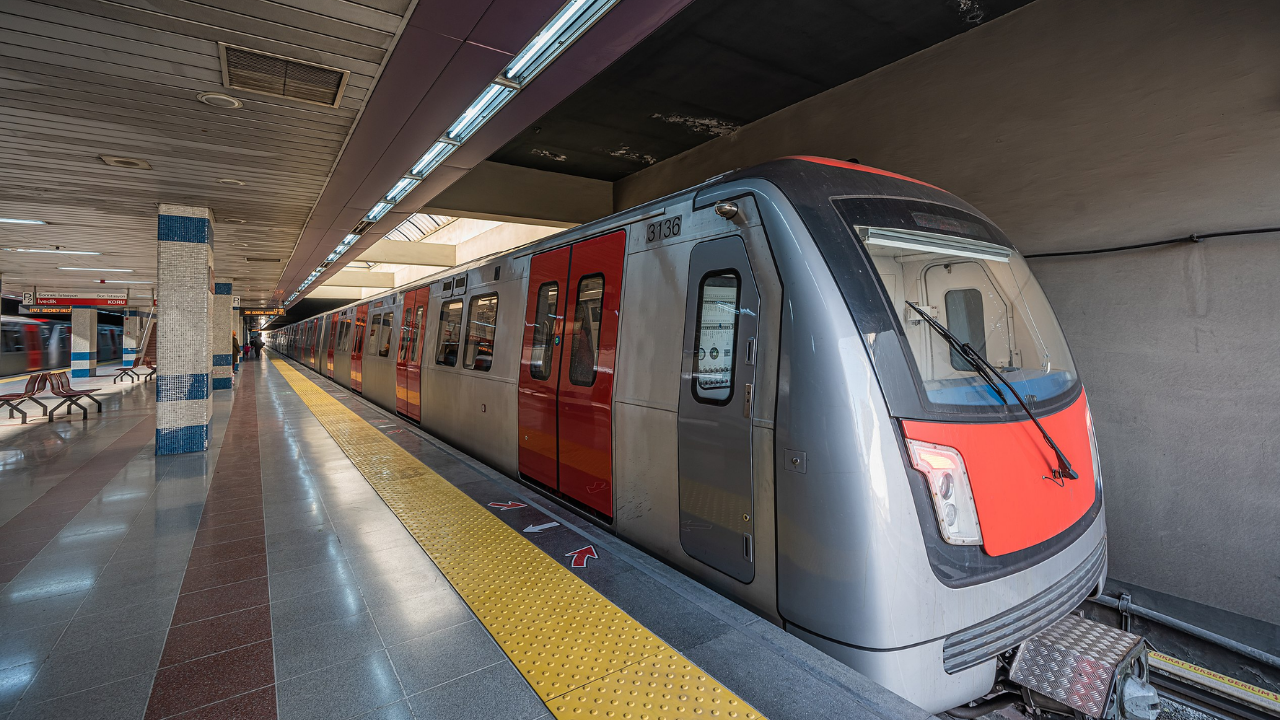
[833, 198, 1078, 416]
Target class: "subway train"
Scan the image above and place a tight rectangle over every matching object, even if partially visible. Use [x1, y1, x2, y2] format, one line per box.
[272, 157, 1156, 718]
[0, 318, 122, 377]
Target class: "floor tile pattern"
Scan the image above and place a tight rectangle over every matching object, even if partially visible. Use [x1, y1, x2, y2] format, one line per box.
[270, 359, 763, 720]
[145, 365, 275, 720]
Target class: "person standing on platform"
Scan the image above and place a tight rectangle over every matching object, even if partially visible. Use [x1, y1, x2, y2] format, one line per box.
[231, 332, 240, 372]
[251, 333, 264, 359]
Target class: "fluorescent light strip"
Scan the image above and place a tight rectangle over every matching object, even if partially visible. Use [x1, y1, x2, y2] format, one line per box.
[0, 217, 47, 225]
[3, 248, 100, 255]
[296, 0, 618, 308]
[104, 280, 153, 284]
[505, 0, 617, 86]
[59, 267, 133, 272]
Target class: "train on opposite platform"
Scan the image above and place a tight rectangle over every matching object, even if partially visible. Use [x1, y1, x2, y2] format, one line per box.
[271, 157, 1159, 719]
[0, 317, 123, 377]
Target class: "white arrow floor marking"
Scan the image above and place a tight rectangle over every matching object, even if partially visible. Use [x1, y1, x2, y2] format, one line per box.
[523, 521, 560, 533]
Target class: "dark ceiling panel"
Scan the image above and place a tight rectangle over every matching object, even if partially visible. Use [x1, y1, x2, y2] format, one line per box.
[489, 0, 1034, 181]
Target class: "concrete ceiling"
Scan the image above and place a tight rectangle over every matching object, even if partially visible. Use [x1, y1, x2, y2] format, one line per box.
[0, 0, 416, 306]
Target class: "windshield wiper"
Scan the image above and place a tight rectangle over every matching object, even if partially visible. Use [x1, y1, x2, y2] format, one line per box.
[905, 302, 1078, 482]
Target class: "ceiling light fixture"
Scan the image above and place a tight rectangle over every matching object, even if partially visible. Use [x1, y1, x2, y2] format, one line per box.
[289, 0, 618, 306]
[103, 280, 154, 284]
[217, 179, 245, 186]
[0, 217, 47, 225]
[197, 92, 243, 109]
[4, 247, 99, 254]
[100, 155, 152, 170]
[232, 243, 249, 247]
[59, 267, 133, 272]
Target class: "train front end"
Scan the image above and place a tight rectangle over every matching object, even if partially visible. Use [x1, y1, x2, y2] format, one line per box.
[741, 159, 1155, 717]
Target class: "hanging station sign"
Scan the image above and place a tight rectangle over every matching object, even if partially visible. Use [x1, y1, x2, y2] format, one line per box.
[31, 291, 129, 306]
[19, 306, 73, 315]
[241, 308, 281, 316]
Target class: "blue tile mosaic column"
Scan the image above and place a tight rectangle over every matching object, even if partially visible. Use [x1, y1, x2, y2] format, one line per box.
[122, 310, 140, 368]
[156, 204, 214, 455]
[212, 283, 233, 389]
[70, 307, 97, 378]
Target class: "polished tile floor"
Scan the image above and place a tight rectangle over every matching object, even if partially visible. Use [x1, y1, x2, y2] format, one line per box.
[0, 356, 930, 720]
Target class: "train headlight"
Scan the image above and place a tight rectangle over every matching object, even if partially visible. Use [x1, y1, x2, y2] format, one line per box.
[907, 440, 983, 546]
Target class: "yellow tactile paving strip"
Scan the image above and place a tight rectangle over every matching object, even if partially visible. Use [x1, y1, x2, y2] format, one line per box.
[272, 360, 764, 720]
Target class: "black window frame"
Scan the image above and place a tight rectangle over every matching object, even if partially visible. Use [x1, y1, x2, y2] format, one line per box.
[567, 274, 605, 388]
[462, 293, 499, 372]
[690, 268, 743, 406]
[434, 299, 464, 367]
[528, 282, 559, 382]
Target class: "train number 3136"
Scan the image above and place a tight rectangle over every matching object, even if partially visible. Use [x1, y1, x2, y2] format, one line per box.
[645, 216, 681, 242]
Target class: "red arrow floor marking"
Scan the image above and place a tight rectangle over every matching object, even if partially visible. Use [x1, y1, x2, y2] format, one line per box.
[488, 501, 527, 510]
[565, 545, 597, 568]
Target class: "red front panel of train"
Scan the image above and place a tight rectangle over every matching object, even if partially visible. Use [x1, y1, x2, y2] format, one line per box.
[901, 392, 1097, 556]
[518, 230, 625, 517]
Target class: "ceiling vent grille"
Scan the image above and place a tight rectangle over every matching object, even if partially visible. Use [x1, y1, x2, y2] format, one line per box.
[219, 44, 349, 108]
[244, 257, 282, 263]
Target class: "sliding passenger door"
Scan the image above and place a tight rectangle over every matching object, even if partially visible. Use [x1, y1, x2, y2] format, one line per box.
[326, 314, 339, 377]
[351, 304, 368, 392]
[556, 231, 625, 515]
[518, 246, 571, 491]
[396, 288, 429, 421]
[677, 236, 761, 583]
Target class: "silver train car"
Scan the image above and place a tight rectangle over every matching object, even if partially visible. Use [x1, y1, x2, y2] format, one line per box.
[272, 158, 1156, 718]
[1, 318, 122, 377]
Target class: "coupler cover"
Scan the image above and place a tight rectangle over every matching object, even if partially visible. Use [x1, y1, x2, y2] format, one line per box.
[1009, 613, 1147, 718]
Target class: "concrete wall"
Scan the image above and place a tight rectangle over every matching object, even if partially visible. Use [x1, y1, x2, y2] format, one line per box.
[613, 0, 1280, 624]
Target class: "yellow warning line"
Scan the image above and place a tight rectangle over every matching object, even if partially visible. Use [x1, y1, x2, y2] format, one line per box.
[272, 359, 763, 720]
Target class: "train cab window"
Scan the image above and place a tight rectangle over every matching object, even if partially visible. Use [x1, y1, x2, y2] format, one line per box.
[462, 294, 498, 372]
[568, 275, 604, 387]
[408, 306, 425, 363]
[944, 289, 986, 370]
[435, 300, 464, 366]
[377, 313, 394, 357]
[529, 282, 559, 381]
[692, 271, 741, 404]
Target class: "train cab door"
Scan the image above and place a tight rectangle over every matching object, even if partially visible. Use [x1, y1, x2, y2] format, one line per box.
[677, 236, 761, 583]
[351, 304, 368, 392]
[517, 230, 626, 518]
[325, 315, 339, 377]
[395, 289, 428, 421]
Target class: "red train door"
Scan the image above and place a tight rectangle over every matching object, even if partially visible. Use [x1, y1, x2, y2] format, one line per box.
[325, 315, 339, 377]
[396, 288, 429, 421]
[24, 325, 41, 371]
[517, 230, 626, 517]
[351, 304, 368, 392]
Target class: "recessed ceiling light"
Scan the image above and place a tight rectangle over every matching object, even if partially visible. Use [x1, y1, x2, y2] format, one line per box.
[4, 247, 99, 255]
[232, 243, 249, 247]
[223, 218, 246, 224]
[59, 267, 133, 272]
[100, 155, 152, 170]
[0, 217, 47, 225]
[197, 92, 243, 109]
[217, 179, 245, 186]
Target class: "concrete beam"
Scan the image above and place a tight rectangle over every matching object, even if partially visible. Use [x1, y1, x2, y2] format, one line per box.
[322, 270, 396, 288]
[356, 238, 456, 266]
[420, 161, 610, 227]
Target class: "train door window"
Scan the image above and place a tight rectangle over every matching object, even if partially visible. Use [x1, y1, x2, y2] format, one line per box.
[408, 305, 425, 363]
[462, 293, 498, 371]
[692, 272, 741, 404]
[567, 275, 604, 387]
[377, 313, 394, 357]
[397, 312, 412, 362]
[529, 282, 559, 381]
[435, 300, 463, 366]
[369, 313, 381, 346]
[944, 289, 986, 370]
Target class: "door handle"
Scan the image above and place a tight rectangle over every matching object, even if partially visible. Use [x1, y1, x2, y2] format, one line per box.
[743, 383, 753, 418]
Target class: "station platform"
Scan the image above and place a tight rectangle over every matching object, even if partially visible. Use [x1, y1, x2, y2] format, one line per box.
[0, 354, 931, 720]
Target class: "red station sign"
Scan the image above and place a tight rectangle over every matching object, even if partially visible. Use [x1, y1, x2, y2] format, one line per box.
[32, 292, 129, 306]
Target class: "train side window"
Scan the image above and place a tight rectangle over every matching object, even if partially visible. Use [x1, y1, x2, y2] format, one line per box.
[529, 282, 559, 381]
[944, 288, 986, 370]
[568, 275, 604, 387]
[692, 271, 741, 404]
[462, 293, 498, 372]
[408, 306, 425, 363]
[435, 300, 464, 367]
[378, 314, 394, 357]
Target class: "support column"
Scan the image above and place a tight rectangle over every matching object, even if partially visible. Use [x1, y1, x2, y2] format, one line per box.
[212, 283, 233, 389]
[122, 310, 140, 368]
[156, 204, 214, 455]
[70, 307, 97, 378]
